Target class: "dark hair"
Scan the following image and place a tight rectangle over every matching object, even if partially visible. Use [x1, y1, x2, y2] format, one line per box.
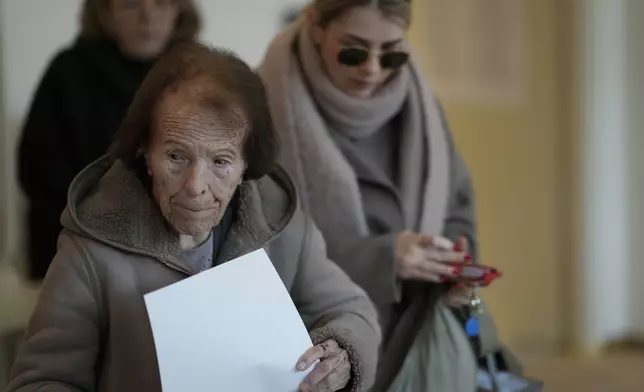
[313, 0, 411, 29]
[80, 0, 201, 43]
[109, 42, 279, 180]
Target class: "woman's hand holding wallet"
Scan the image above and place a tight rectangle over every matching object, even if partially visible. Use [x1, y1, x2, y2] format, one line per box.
[443, 237, 503, 307]
[394, 231, 470, 282]
[395, 233, 502, 307]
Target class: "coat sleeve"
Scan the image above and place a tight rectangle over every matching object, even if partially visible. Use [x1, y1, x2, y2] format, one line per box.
[5, 233, 101, 392]
[436, 103, 479, 262]
[291, 216, 382, 392]
[327, 234, 401, 306]
[18, 52, 77, 204]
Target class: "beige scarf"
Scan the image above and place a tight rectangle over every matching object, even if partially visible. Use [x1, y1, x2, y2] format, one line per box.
[258, 20, 450, 244]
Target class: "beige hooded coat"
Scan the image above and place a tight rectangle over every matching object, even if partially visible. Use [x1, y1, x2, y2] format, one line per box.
[5, 157, 381, 392]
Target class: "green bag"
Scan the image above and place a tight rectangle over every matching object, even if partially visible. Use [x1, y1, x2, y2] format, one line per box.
[387, 302, 478, 392]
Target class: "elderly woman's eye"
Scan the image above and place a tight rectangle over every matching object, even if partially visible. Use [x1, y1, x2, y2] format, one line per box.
[214, 159, 231, 167]
[167, 152, 184, 162]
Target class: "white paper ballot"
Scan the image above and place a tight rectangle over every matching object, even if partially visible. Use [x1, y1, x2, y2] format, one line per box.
[144, 249, 313, 392]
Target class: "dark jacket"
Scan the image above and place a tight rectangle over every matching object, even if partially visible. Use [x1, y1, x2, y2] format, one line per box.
[17, 37, 154, 280]
[6, 156, 381, 392]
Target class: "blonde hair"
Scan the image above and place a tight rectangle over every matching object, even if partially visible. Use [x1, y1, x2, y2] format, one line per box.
[312, 0, 411, 28]
[80, 0, 201, 43]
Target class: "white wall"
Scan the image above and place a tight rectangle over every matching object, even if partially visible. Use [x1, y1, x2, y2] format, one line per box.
[577, 0, 644, 351]
[579, 0, 630, 349]
[625, 0, 644, 334]
[0, 0, 298, 268]
[0, 0, 82, 269]
[197, 0, 304, 67]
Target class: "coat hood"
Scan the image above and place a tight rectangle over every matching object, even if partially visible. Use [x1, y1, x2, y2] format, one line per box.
[61, 155, 297, 273]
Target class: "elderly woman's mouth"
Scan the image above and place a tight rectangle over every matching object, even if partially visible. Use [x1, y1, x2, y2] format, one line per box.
[174, 201, 220, 214]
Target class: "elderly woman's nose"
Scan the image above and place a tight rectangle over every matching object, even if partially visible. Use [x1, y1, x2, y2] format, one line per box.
[184, 160, 209, 197]
[139, 0, 154, 22]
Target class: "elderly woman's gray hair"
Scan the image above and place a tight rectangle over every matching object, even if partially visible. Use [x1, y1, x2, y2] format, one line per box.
[109, 42, 279, 180]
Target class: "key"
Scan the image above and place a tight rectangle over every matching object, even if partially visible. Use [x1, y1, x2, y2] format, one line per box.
[465, 316, 479, 337]
[470, 294, 484, 315]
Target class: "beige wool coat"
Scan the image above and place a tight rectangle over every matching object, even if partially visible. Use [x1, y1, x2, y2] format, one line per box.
[5, 156, 381, 392]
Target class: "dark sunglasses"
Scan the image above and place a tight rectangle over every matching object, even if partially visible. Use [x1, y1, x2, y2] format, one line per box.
[337, 47, 409, 69]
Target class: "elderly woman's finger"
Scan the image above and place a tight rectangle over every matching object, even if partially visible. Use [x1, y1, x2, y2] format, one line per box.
[309, 365, 352, 392]
[299, 349, 349, 392]
[296, 340, 342, 371]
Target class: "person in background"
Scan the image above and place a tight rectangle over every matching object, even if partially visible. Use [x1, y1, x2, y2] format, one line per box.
[17, 0, 201, 281]
[5, 42, 380, 392]
[281, 5, 304, 28]
[258, 0, 520, 390]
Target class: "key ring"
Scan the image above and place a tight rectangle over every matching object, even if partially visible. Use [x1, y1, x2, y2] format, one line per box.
[469, 291, 479, 306]
[468, 291, 484, 315]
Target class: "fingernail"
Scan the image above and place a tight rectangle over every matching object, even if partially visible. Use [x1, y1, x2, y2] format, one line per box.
[464, 254, 472, 262]
[450, 268, 460, 276]
[296, 361, 306, 371]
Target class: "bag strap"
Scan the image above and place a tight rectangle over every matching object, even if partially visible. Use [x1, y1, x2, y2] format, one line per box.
[474, 299, 524, 375]
[485, 353, 501, 391]
[477, 307, 502, 357]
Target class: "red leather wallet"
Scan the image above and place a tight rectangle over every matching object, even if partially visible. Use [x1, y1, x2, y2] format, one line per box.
[445, 262, 503, 287]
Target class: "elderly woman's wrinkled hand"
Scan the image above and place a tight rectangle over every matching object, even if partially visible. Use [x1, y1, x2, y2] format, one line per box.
[296, 339, 351, 392]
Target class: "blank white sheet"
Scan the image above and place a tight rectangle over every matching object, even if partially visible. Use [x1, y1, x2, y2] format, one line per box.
[144, 249, 313, 392]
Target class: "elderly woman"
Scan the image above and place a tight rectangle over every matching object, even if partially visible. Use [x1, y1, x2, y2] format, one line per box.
[258, 0, 520, 391]
[18, 0, 201, 280]
[5, 43, 380, 392]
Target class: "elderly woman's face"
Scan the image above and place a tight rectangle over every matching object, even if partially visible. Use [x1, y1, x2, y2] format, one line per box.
[109, 0, 179, 59]
[146, 83, 247, 239]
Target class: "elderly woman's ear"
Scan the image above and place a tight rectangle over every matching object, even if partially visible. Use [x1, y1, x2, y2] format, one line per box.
[142, 151, 151, 175]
